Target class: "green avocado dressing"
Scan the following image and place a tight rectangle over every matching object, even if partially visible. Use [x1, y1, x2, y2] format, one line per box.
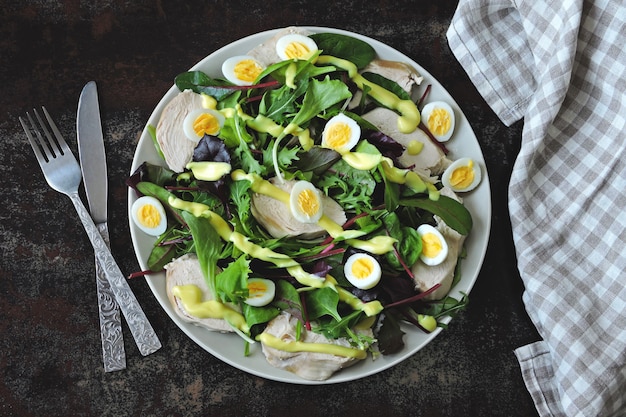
[246, 114, 314, 150]
[256, 333, 367, 359]
[316, 55, 421, 133]
[171, 284, 249, 332]
[167, 187, 383, 316]
[231, 170, 400, 254]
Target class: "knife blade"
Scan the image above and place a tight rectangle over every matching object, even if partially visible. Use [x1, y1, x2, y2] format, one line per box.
[77, 81, 161, 364]
[77, 81, 127, 372]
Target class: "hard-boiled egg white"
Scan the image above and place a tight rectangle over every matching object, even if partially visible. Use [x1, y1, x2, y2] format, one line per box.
[131, 196, 167, 236]
[244, 278, 276, 307]
[275, 34, 318, 61]
[421, 101, 455, 142]
[289, 180, 323, 223]
[222, 55, 265, 86]
[182, 108, 225, 143]
[417, 224, 448, 266]
[441, 157, 482, 192]
[321, 113, 361, 154]
[344, 253, 382, 290]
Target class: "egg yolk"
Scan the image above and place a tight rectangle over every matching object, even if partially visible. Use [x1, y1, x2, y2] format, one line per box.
[193, 112, 221, 137]
[448, 160, 475, 189]
[351, 257, 375, 280]
[137, 204, 161, 229]
[297, 189, 320, 217]
[324, 122, 352, 150]
[283, 41, 313, 59]
[422, 232, 443, 259]
[234, 59, 263, 83]
[248, 281, 268, 298]
[427, 108, 452, 136]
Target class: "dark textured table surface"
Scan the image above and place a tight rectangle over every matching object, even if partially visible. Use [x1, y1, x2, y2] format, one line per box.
[1, 1, 542, 416]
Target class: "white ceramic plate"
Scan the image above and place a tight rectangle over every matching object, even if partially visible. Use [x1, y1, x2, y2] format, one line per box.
[129, 27, 491, 384]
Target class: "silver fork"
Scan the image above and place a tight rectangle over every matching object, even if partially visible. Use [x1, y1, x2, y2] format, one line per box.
[20, 107, 162, 357]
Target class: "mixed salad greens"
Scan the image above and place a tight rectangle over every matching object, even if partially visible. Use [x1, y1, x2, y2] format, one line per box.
[127, 30, 473, 362]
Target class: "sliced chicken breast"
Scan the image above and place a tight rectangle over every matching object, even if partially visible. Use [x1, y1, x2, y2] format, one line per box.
[260, 311, 370, 381]
[251, 177, 347, 239]
[156, 89, 204, 172]
[362, 107, 451, 178]
[350, 59, 424, 108]
[165, 254, 235, 333]
[411, 187, 466, 300]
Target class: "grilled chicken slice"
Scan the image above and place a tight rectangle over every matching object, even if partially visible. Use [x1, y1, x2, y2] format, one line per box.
[165, 254, 235, 333]
[260, 311, 370, 381]
[156, 90, 204, 173]
[411, 187, 466, 300]
[251, 177, 347, 239]
[363, 59, 424, 93]
[350, 59, 424, 108]
[362, 107, 451, 178]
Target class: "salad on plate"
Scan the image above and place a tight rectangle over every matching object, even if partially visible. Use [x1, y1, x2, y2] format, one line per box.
[127, 26, 487, 382]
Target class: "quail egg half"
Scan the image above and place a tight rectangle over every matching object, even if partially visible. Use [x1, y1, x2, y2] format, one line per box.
[131, 196, 167, 237]
[441, 157, 482, 192]
[275, 34, 318, 61]
[221, 55, 265, 86]
[321, 113, 361, 155]
[289, 180, 323, 224]
[182, 108, 225, 143]
[421, 101, 455, 142]
[244, 278, 276, 307]
[416, 224, 448, 266]
[344, 253, 382, 290]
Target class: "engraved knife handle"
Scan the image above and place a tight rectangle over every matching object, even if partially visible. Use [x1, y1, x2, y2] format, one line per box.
[95, 222, 127, 372]
[69, 192, 162, 356]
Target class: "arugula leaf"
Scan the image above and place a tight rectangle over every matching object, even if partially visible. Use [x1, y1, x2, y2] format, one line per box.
[317, 159, 377, 210]
[260, 81, 308, 123]
[229, 180, 253, 235]
[262, 138, 300, 171]
[400, 195, 473, 235]
[181, 211, 223, 298]
[314, 310, 364, 340]
[215, 255, 250, 303]
[291, 76, 352, 127]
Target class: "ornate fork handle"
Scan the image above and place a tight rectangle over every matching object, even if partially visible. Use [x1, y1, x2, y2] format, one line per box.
[95, 223, 127, 371]
[68, 192, 162, 356]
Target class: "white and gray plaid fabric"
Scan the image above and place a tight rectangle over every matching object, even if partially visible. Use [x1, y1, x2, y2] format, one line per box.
[447, 0, 626, 415]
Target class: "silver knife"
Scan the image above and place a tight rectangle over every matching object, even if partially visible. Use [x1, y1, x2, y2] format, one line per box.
[77, 81, 161, 363]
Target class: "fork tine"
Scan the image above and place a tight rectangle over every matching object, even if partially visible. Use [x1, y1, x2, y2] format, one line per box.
[20, 113, 51, 163]
[41, 106, 72, 156]
[33, 107, 64, 158]
[27, 111, 55, 161]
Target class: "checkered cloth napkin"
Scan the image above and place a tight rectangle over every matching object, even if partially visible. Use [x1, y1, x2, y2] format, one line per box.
[447, 0, 626, 415]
